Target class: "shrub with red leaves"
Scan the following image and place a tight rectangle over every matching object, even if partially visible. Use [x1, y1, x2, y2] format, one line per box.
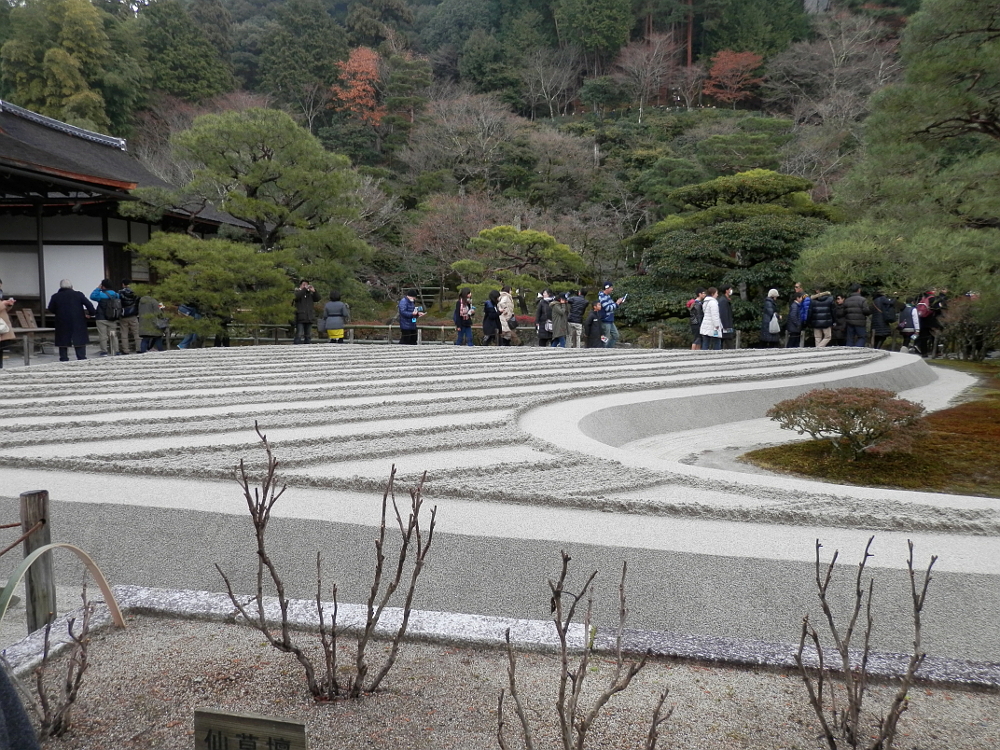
[767, 387, 926, 460]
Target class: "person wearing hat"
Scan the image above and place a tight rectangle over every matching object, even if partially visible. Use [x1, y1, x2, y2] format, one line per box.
[398, 289, 425, 345]
[598, 282, 626, 348]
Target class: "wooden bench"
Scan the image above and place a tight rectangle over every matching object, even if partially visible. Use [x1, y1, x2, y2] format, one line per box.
[10, 310, 55, 365]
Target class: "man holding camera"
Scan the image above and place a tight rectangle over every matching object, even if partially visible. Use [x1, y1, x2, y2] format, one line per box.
[293, 280, 320, 344]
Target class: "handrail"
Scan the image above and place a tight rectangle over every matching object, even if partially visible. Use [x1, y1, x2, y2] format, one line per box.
[0, 544, 126, 629]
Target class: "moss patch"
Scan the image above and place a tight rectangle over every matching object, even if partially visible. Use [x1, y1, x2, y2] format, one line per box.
[742, 361, 1000, 497]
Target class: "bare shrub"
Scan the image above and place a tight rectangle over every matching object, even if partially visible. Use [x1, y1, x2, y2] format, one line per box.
[796, 537, 936, 750]
[767, 387, 926, 460]
[498, 551, 671, 750]
[8, 582, 95, 739]
[216, 423, 436, 701]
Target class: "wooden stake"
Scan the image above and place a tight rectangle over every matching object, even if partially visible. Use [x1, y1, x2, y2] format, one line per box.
[20, 490, 55, 633]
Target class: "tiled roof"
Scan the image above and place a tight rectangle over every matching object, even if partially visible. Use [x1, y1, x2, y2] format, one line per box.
[0, 100, 173, 190]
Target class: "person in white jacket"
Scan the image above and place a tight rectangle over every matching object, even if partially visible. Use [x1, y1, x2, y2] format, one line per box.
[699, 287, 723, 350]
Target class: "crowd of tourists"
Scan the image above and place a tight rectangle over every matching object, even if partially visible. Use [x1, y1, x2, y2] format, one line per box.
[39, 278, 172, 361]
[688, 282, 949, 357]
[2, 275, 952, 362]
[396, 283, 627, 348]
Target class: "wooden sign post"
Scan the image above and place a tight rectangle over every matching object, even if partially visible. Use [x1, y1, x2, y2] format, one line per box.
[20, 490, 55, 633]
[194, 709, 307, 750]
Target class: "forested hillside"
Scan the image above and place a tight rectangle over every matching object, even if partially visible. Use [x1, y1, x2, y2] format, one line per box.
[4, 0, 995, 343]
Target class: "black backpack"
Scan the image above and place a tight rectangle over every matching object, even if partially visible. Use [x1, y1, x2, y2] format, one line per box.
[881, 297, 897, 323]
[119, 288, 139, 317]
[101, 295, 123, 321]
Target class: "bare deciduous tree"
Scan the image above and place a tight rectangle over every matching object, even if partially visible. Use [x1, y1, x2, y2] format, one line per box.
[766, 13, 902, 198]
[216, 423, 437, 701]
[673, 64, 706, 110]
[398, 93, 525, 193]
[498, 551, 672, 750]
[6, 581, 96, 739]
[764, 13, 901, 128]
[519, 45, 584, 119]
[795, 537, 936, 750]
[612, 34, 681, 124]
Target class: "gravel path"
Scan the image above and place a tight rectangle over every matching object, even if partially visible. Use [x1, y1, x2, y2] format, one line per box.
[33, 614, 1000, 750]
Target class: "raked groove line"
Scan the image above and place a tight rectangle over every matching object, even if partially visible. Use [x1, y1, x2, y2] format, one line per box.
[0, 345, 997, 662]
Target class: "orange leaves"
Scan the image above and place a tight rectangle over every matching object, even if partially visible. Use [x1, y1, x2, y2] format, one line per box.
[702, 49, 763, 107]
[330, 46, 385, 127]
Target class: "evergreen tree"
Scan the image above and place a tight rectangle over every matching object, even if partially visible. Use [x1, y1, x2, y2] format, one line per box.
[133, 234, 294, 339]
[454, 225, 588, 295]
[344, 0, 413, 48]
[186, 0, 234, 66]
[803, 0, 1000, 311]
[701, 0, 809, 58]
[622, 170, 834, 323]
[1, 0, 114, 129]
[258, 0, 347, 131]
[553, 0, 632, 74]
[131, 109, 370, 293]
[136, 0, 233, 102]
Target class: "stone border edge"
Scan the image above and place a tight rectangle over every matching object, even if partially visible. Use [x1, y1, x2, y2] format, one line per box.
[3, 585, 998, 691]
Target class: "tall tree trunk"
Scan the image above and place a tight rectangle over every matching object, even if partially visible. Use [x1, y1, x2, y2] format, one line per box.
[686, 0, 694, 67]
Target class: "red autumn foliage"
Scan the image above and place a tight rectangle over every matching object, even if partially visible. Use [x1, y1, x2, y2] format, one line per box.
[702, 50, 763, 107]
[330, 47, 386, 127]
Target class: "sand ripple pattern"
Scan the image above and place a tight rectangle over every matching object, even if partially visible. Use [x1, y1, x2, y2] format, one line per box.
[3, 345, 992, 534]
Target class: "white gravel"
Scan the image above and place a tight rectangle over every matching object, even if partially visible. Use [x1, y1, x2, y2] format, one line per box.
[31, 615, 1000, 750]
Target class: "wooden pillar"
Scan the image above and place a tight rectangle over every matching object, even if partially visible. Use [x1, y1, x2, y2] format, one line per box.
[20, 490, 55, 633]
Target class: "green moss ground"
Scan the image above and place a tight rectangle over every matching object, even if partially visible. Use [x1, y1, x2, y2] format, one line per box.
[742, 361, 1000, 497]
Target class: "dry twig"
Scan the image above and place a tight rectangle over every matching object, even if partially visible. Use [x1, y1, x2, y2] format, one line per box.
[498, 551, 670, 750]
[29, 580, 94, 738]
[216, 423, 437, 701]
[795, 536, 936, 750]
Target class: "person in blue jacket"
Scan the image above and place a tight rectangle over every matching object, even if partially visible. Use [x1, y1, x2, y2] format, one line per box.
[398, 289, 425, 345]
[89, 278, 120, 356]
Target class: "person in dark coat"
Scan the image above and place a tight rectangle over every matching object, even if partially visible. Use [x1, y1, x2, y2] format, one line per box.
[293, 280, 320, 344]
[843, 284, 871, 346]
[870, 290, 893, 350]
[47, 279, 95, 361]
[535, 290, 553, 347]
[566, 289, 588, 348]
[718, 285, 736, 349]
[583, 301, 605, 348]
[759, 288, 781, 347]
[482, 290, 501, 346]
[138, 294, 169, 352]
[809, 289, 835, 347]
[786, 292, 804, 348]
[831, 294, 848, 346]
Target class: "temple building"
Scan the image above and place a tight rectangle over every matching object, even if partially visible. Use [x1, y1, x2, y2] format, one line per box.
[0, 100, 225, 321]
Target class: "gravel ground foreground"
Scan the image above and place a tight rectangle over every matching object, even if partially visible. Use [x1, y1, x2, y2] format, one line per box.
[33, 615, 1000, 750]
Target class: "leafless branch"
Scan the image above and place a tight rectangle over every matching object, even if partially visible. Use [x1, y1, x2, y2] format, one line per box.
[500, 552, 669, 750]
[217, 428, 436, 702]
[796, 537, 936, 750]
